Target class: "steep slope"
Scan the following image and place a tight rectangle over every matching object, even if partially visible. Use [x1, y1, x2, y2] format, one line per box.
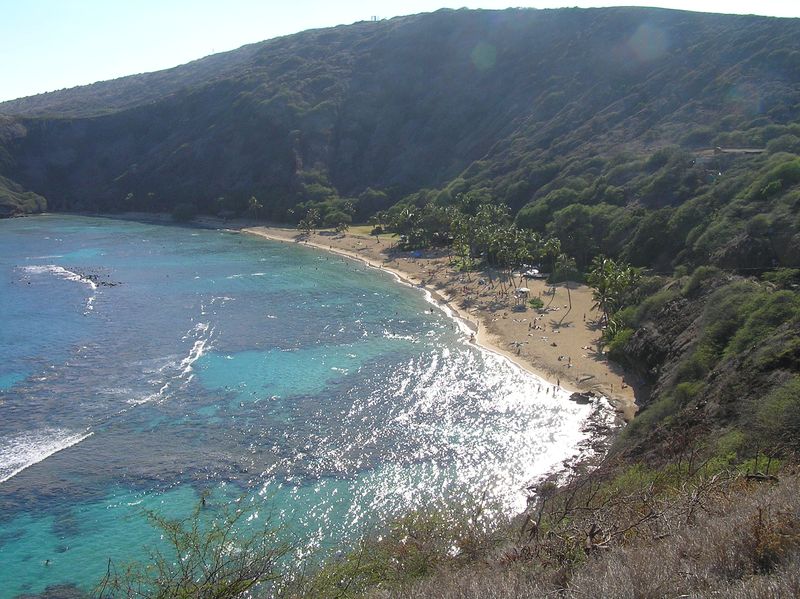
[1, 7, 798, 220]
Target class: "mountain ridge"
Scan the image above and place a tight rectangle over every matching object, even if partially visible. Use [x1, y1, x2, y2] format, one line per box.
[0, 7, 798, 223]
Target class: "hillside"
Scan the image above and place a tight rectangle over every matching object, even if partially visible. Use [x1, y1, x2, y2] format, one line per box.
[1, 7, 798, 222]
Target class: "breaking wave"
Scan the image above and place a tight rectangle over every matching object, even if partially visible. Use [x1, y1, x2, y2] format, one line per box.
[0, 428, 93, 484]
[20, 264, 99, 312]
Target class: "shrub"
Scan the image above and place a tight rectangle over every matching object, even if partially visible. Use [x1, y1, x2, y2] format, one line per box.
[701, 281, 763, 354]
[746, 214, 771, 236]
[766, 134, 800, 155]
[622, 395, 679, 442]
[301, 501, 504, 597]
[673, 380, 706, 405]
[682, 126, 715, 147]
[607, 327, 634, 360]
[756, 376, 800, 452]
[712, 428, 747, 464]
[762, 268, 800, 288]
[725, 290, 800, 356]
[674, 345, 717, 382]
[528, 297, 544, 310]
[634, 287, 680, 324]
[748, 157, 800, 201]
[95, 499, 291, 598]
[683, 265, 725, 297]
[614, 305, 637, 328]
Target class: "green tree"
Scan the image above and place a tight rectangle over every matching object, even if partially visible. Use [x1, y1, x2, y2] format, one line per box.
[542, 237, 562, 276]
[297, 207, 320, 235]
[450, 210, 476, 271]
[322, 209, 352, 228]
[549, 204, 595, 268]
[358, 187, 389, 216]
[390, 206, 428, 249]
[368, 210, 389, 237]
[95, 499, 291, 598]
[587, 255, 640, 324]
[246, 195, 263, 219]
[335, 220, 350, 235]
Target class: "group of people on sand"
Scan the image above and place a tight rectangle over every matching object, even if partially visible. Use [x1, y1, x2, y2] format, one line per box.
[528, 317, 547, 331]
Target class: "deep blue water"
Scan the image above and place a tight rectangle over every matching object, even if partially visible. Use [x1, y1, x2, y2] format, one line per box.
[0, 215, 598, 596]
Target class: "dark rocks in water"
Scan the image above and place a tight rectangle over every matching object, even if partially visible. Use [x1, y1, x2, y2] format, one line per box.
[16, 584, 86, 599]
[75, 269, 120, 287]
[569, 391, 595, 404]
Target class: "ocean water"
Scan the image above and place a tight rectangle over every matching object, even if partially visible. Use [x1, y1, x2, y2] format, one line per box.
[0, 215, 605, 596]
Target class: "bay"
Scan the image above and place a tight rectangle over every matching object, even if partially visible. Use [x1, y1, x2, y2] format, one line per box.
[0, 215, 599, 596]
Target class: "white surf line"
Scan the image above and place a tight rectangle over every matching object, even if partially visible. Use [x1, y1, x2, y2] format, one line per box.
[126, 319, 214, 407]
[20, 264, 99, 313]
[0, 429, 94, 484]
[180, 327, 213, 377]
[21, 264, 98, 290]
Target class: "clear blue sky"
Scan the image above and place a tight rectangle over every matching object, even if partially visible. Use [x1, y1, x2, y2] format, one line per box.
[1, 0, 797, 102]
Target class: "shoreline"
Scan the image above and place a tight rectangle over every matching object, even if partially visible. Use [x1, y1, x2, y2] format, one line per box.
[23, 212, 638, 421]
[242, 226, 639, 423]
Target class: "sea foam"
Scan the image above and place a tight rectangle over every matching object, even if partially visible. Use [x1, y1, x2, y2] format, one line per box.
[0, 428, 93, 484]
[20, 264, 99, 312]
[21, 264, 98, 290]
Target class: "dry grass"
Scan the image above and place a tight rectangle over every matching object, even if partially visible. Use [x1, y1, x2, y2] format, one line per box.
[368, 470, 800, 599]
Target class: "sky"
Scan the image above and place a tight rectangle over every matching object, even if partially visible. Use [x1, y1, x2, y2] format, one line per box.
[1, 0, 798, 103]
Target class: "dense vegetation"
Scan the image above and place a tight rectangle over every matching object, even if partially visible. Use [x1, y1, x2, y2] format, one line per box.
[1, 6, 799, 224]
[0, 173, 46, 216]
[4, 6, 800, 597]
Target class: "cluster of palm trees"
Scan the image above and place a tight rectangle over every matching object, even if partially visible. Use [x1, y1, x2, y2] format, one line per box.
[308, 200, 640, 324]
[379, 202, 574, 284]
[451, 204, 568, 280]
[297, 207, 321, 235]
[586, 255, 641, 326]
[402, 204, 641, 326]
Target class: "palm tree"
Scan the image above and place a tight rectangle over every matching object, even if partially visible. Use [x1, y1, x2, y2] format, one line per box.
[555, 253, 577, 326]
[587, 255, 615, 323]
[587, 255, 640, 324]
[450, 210, 477, 272]
[246, 195, 263, 218]
[543, 237, 562, 276]
[297, 207, 320, 235]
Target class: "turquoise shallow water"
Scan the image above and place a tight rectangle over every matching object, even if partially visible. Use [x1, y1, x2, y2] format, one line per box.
[0, 215, 600, 596]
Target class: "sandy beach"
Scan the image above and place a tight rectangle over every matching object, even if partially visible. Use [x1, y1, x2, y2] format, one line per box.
[242, 226, 639, 422]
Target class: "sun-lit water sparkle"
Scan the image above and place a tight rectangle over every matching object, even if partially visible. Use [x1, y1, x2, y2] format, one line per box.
[0, 215, 609, 596]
